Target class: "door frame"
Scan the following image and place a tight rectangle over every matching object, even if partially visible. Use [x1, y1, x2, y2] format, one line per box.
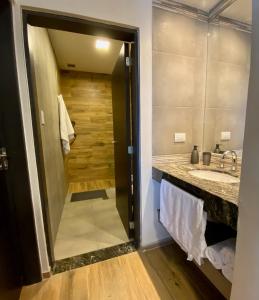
[0, 1, 42, 286]
[22, 9, 141, 266]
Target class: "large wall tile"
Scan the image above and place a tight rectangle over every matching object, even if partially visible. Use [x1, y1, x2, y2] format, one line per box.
[204, 108, 246, 151]
[206, 61, 250, 110]
[208, 24, 251, 66]
[153, 106, 203, 155]
[153, 51, 206, 108]
[152, 7, 251, 155]
[28, 26, 67, 244]
[153, 8, 208, 58]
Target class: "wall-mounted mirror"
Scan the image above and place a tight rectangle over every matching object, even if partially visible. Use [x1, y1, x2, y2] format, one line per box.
[203, 0, 252, 154]
[152, 0, 252, 156]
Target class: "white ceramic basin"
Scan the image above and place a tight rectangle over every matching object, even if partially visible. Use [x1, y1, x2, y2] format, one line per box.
[188, 170, 240, 184]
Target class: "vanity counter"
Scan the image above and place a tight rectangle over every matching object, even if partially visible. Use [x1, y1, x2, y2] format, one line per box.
[153, 154, 239, 230]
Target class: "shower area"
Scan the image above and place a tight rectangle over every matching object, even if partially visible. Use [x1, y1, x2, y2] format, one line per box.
[27, 25, 131, 261]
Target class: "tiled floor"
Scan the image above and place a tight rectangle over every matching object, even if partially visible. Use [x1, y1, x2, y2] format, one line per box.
[54, 188, 129, 260]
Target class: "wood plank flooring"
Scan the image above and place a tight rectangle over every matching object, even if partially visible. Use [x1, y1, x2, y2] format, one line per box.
[20, 244, 226, 300]
[68, 179, 115, 193]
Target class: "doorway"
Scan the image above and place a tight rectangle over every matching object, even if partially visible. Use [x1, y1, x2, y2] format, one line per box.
[22, 10, 140, 267]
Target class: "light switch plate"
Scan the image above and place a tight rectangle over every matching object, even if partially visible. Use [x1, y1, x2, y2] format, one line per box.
[174, 133, 186, 143]
[221, 131, 231, 141]
[40, 110, 45, 126]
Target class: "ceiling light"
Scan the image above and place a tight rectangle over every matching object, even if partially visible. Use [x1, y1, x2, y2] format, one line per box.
[96, 39, 110, 49]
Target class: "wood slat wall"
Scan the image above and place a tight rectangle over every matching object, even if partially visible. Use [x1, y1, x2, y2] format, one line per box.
[60, 70, 115, 186]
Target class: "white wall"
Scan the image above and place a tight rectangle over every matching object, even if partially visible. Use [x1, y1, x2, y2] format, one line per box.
[230, 1, 259, 299]
[11, 0, 166, 272]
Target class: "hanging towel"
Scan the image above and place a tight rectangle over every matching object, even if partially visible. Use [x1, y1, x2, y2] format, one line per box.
[160, 179, 207, 265]
[58, 94, 75, 154]
[205, 238, 236, 270]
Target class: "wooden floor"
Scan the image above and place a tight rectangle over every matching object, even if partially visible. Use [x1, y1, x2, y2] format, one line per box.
[68, 179, 115, 193]
[20, 244, 225, 300]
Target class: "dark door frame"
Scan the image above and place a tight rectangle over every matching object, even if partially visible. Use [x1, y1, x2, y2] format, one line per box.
[22, 9, 141, 267]
[0, 1, 42, 286]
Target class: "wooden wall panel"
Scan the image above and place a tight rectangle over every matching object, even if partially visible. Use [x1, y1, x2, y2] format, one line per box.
[60, 70, 115, 186]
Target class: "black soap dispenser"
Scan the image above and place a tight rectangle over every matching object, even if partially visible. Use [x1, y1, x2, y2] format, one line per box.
[214, 144, 221, 154]
[191, 145, 199, 164]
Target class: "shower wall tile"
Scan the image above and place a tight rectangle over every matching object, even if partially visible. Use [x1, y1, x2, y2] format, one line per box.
[28, 26, 67, 244]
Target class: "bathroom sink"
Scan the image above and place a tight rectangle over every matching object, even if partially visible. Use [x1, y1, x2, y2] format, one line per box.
[188, 170, 240, 184]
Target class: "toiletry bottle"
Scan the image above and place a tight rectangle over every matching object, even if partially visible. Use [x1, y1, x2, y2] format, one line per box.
[191, 145, 199, 164]
[214, 144, 221, 154]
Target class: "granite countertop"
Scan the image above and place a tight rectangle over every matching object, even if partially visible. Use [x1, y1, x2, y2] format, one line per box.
[152, 154, 240, 230]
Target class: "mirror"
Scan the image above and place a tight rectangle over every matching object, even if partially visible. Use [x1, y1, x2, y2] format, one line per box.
[152, 0, 252, 157]
[203, 0, 252, 155]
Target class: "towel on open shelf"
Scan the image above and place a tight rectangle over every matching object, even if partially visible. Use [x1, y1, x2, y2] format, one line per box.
[160, 179, 207, 265]
[205, 238, 236, 270]
[222, 263, 234, 283]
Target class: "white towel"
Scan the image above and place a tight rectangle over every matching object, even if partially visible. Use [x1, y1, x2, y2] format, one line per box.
[160, 179, 207, 265]
[221, 238, 236, 266]
[58, 95, 75, 154]
[205, 238, 236, 270]
[222, 264, 234, 283]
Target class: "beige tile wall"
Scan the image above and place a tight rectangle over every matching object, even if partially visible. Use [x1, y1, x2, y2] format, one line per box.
[152, 7, 251, 155]
[152, 8, 208, 155]
[28, 26, 68, 244]
[204, 24, 251, 152]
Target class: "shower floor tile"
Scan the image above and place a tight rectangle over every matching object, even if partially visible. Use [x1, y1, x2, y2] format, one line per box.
[54, 189, 129, 260]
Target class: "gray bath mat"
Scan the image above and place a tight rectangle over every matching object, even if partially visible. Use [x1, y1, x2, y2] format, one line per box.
[71, 189, 108, 202]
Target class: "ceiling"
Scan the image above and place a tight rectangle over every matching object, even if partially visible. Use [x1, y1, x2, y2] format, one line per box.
[221, 0, 252, 24]
[175, 0, 252, 24]
[48, 29, 123, 74]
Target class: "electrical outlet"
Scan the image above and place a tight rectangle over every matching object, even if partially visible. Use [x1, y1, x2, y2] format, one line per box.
[174, 133, 186, 143]
[221, 131, 231, 141]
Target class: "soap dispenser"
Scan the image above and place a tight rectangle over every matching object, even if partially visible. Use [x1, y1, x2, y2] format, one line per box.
[214, 144, 221, 154]
[191, 145, 199, 164]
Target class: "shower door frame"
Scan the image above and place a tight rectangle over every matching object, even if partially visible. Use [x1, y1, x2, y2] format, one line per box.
[22, 9, 141, 267]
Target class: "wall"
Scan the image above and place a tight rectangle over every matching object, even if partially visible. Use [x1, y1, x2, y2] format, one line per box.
[152, 7, 208, 155]
[204, 24, 251, 152]
[27, 26, 67, 245]
[230, 1, 259, 299]
[12, 0, 153, 272]
[152, 7, 251, 155]
[60, 70, 115, 185]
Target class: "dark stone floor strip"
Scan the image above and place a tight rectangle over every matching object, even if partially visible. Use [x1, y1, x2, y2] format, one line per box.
[52, 241, 136, 274]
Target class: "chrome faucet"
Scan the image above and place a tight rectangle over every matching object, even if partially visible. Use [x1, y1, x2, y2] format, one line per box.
[220, 150, 238, 171]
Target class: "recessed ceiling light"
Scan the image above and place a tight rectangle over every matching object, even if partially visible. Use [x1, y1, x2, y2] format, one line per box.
[96, 39, 110, 49]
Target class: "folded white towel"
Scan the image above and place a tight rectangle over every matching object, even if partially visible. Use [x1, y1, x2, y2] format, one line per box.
[205, 238, 236, 270]
[221, 238, 236, 266]
[160, 179, 207, 265]
[58, 94, 75, 154]
[205, 244, 224, 269]
[222, 264, 234, 283]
